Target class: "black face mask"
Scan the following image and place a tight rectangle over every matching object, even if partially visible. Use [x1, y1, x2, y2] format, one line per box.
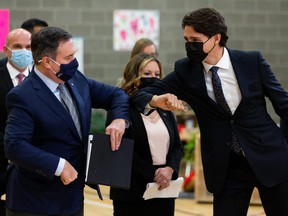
[138, 77, 159, 89]
[185, 37, 214, 63]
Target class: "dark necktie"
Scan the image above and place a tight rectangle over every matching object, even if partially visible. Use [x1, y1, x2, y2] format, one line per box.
[58, 84, 82, 139]
[210, 66, 244, 156]
[17, 73, 25, 84]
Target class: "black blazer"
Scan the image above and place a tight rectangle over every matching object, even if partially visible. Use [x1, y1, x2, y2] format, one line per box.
[110, 107, 183, 201]
[131, 48, 288, 194]
[0, 64, 13, 167]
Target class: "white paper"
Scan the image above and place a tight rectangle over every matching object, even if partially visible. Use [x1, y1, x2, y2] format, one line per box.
[85, 135, 93, 182]
[143, 177, 184, 200]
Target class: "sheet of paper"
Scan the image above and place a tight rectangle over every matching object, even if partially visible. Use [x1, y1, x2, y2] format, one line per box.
[143, 177, 184, 200]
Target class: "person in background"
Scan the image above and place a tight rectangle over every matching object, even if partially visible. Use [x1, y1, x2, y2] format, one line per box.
[0, 18, 48, 67]
[131, 8, 288, 216]
[109, 53, 183, 216]
[0, 28, 33, 215]
[4, 26, 129, 216]
[20, 18, 48, 35]
[130, 38, 158, 58]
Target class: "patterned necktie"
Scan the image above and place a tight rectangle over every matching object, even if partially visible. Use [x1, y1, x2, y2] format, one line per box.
[58, 84, 82, 139]
[210, 66, 244, 156]
[17, 73, 25, 84]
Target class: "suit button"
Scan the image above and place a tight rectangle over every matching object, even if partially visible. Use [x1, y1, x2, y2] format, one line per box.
[227, 142, 231, 146]
[230, 119, 234, 124]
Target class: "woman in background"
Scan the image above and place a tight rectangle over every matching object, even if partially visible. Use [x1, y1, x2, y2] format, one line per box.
[110, 53, 183, 216]
[130, 38, 158, 58]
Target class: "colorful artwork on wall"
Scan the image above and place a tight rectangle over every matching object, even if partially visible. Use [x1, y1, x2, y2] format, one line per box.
[113, 10, 159, 51]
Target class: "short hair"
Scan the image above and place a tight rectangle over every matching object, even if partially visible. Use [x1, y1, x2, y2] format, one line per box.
[130, 38, 158, 59]
[31, 27, 72, 64]
[21, 18, 48, 34]
[121, 53, 163, 96]
[182, 8, 228, 47]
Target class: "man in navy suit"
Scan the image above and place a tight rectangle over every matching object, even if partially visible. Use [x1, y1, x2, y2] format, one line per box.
[0, 28, 32, 215]
[131, 8, 288, 216]
[4, 27, 129, 216]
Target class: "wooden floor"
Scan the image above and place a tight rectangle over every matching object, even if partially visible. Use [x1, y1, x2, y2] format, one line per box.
[84, 186, 266, 216]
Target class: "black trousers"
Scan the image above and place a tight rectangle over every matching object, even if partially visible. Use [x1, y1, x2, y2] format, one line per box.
[6, 208, 83, 216]
[0, 200, 6, 216]
[213, 152, 288, 216]
[113, 198, 175, 216]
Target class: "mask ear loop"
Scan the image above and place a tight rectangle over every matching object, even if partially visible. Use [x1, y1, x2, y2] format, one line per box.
[37, 58, 59, 75]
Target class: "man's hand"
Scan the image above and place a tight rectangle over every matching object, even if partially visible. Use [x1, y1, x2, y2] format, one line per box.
[150, 94, 185, 111]
[60, 160, 78, 185]
[105, 118, 125, 151]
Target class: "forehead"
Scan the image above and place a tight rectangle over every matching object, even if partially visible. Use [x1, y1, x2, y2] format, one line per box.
[56, 39, 76, 56]
[8, 30, 31, 46]
[183, 26, 205, 38]
[142, 61, 160, 71]
[143, 44, 156, 53]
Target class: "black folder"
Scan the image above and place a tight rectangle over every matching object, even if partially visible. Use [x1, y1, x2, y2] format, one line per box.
[85, 133, 134, 189]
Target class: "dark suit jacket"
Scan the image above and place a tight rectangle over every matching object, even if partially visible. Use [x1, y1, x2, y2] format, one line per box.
[131, 48, 288, 194]
[4, 69, 129, 215]
[110, 107, 183, 201]
[0, 63, 13, 195]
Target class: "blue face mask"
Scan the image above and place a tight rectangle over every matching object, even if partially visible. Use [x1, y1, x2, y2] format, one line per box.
[8, 48, 33, 69]
[50, 58, 79, 81]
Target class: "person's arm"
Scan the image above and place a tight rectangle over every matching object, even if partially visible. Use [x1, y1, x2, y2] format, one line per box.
[87, 78, 130, 150]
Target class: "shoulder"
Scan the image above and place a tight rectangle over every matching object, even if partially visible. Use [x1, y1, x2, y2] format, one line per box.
[227, 48, 262, 59]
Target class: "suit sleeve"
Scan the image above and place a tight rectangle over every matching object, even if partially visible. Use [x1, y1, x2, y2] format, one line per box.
[131, 60, 189, 113]
[257, 51, 288, 120]
[5, 92, 59, 179]
[87, 77, 130, 122]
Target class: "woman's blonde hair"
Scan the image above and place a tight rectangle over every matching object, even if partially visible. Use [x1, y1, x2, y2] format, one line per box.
[121, 53, 163, 96]
[130, 38, 158, 59]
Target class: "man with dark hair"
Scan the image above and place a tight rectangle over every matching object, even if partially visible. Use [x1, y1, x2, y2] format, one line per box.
[20, 18, 48, 34]
[4, 26, 129, 216]
[131, 8, 288, 215]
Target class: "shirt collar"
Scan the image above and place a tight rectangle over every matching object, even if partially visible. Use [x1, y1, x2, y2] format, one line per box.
[202, 47, 230, 73]
[7, 61, 30, 79]
[34, 67, 59, 93]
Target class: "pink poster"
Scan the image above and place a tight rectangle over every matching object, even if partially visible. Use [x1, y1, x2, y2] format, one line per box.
[0, 9, 10, 52]
[113, 10, 159, 51]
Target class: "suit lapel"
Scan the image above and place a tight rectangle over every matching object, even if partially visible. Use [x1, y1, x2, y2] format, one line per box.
[30, 72, 81, 141]
[0, 65, 14, 90]
[191, 62, 229, 115]
[228, 49, 249, 114]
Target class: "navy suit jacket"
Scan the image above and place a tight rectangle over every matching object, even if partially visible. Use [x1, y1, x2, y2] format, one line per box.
[132, 48, 288, 194]
[4, 68, 129, 215]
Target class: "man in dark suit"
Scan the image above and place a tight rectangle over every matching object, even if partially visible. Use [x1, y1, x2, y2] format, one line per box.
[131, 8, 288, 216]
[4, 26, 129, 216]
[0, 28, 32, 214]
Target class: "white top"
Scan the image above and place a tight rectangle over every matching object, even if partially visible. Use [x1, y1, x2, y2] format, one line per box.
[141, 110, 170, 165]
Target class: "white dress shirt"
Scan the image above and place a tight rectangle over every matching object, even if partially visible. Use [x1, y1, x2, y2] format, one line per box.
[7, 61, 30, 87]
[202, 48, 242, 114]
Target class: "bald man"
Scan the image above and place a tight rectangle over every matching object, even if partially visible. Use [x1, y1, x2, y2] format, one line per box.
[0, 28, 32, 213]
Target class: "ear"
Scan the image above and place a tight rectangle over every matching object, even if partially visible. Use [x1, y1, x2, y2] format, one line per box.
[41, 57, 52, 69]
[3, 45, 10, 57]
[214, 33, 222, 45]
